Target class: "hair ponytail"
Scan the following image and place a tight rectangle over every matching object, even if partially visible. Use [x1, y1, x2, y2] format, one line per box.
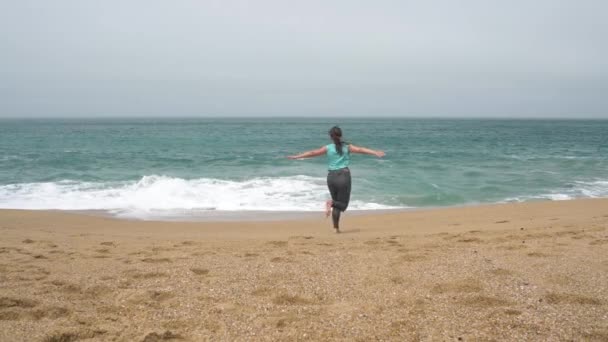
[329, 126, 345, 156]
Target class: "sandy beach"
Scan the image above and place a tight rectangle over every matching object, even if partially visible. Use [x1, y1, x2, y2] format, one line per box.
[0, 199, 607, 341]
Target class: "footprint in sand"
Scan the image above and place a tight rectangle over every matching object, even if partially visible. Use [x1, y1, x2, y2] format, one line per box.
[127, 290, 175, 307]
[489, 268, 514, 276]
[46, 279, 67, 287]
[60, 283, 83, 294]
[398, 254, 426, 262]
[14, 266, 50, 282]
[545, 292, 602, 305]
[141, 257, 172, 263]
[457, 237, 482, 243]
[0, 298, 47, 321]
[431, 279, 483, 294]
[272, 294, 314, 305]
[0, 310, 23, 320]
[150, 246, 176, 253]
[148, 290, 174, 302]
[142, 331, 183, 342]
[583, 330, 608, 341]
[82, 285, 113, 299]
[290, 236, 314, 240]
[460, 295, 511, 308]
[0, 297, 38, 309]
[275, 315, 299, 329]
[498, 244, 527, 251]
[527, 252, 550, 257]
[44, 330, 107, 342]
[267, 241, 288, 248]
[128, 270, 169, 279]
[270, 257, 293, 263]
[30, 306, 71, 320]
[251, 287, 272, 296]
[190, 268, 209, 275]
[179, 241, 197, 246]
[442, 234, 463, 241]
[504, 309, 522, 316]
[390, 276, 406, 285]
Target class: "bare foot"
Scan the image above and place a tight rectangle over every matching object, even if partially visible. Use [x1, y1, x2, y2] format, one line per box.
[325, 200, 332, 218]
[334, 228, 340, 234]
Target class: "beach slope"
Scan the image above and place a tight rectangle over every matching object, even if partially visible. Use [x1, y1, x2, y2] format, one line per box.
[0, 199, 607, 341]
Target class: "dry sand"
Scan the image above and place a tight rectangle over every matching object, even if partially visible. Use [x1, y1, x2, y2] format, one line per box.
[0, 199, 607, 341]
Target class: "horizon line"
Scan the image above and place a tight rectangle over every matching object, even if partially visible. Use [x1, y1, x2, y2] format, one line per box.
[1, 114, 607, 120]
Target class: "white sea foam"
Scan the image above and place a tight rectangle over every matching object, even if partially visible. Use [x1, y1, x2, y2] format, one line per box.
[502, 180, 608, 203]
[0, 175, 399, 219]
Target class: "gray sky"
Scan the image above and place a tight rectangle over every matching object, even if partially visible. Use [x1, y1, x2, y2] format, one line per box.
[1, 0, 607, 118]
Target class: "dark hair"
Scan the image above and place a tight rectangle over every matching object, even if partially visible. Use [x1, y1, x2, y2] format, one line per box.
[328, 126, 345, 155]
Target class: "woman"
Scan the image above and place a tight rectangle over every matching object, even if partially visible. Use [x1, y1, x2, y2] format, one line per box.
[287, 126, 385, 232]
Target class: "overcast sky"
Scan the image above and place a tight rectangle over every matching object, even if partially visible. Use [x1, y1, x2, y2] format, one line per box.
[1, 1, 607, 118]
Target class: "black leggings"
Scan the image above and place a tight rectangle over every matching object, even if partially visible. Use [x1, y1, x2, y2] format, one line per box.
[327, 168, 351, 228]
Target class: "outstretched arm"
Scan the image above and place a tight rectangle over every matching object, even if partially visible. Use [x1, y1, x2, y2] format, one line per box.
[349, 144, 385, 158]
[287, 146, 327, 159]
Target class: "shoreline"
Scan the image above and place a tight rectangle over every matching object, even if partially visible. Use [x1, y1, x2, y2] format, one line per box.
[1, 197, 607, 228]
[1, 197, 585, 223]
[1, 198, 607, 341]
[63, 207, 418, 222]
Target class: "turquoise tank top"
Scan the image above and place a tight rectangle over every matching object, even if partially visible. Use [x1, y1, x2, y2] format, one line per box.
[326, 143, 350, 170]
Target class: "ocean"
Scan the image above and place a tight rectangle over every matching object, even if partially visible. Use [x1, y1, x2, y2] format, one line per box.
[1, 118, 607, 220]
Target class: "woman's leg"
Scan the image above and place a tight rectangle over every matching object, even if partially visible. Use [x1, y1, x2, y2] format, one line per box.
[327, 173, 339, 205]
[331, 207, 341, 229]
[325, 199, 333, 218]
[327, 172, 340, 229]
[327, 169, 351, 230]
[333, 170, 351, 212]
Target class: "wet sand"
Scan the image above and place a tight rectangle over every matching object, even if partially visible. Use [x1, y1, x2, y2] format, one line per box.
[0, 199, 607, 341]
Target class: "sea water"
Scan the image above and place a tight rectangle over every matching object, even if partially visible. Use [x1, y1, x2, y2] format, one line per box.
[1, 118, 607, 219]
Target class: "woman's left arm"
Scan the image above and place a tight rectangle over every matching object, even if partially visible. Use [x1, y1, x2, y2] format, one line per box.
[349, 144, 385, 157]
[287, 146, 327, 159]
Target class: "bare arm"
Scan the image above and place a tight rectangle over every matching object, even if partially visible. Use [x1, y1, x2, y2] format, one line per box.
[287, 146, 327, 159]
[349, 144, 385, 158]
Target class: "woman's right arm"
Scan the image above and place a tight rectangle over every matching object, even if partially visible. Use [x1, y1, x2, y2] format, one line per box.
[349, 144, 385, 158]
[287, 146, 327, 159]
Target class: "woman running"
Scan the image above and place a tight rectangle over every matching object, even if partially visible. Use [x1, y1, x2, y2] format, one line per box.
[287, 126, 385, 232]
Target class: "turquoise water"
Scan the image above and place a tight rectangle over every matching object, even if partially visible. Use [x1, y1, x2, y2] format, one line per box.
[1, 118, 607, 219]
